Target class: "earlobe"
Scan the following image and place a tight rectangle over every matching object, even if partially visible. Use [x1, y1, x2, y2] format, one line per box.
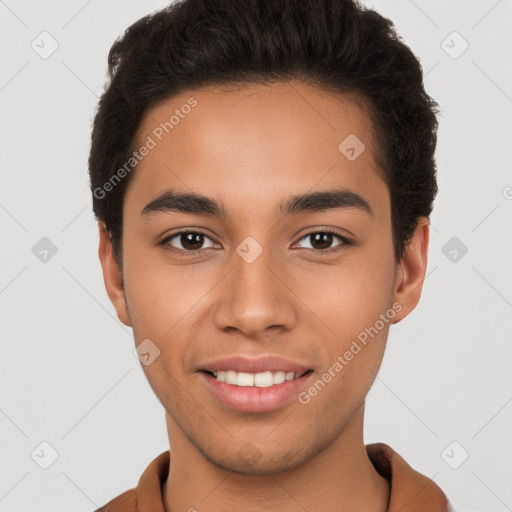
[391, 218, 430, 325]
[97, 222, 132, 327]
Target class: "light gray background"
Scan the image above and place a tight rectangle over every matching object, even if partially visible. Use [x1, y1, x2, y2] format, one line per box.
[1, 1, 511, 511]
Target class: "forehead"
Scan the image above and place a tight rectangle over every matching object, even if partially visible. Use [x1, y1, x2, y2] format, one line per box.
[126, 81, 387, 217]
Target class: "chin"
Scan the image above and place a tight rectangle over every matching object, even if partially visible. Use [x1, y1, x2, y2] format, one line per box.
[197, 438, 320, 476]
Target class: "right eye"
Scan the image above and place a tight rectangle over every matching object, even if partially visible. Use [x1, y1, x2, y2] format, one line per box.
[159, 230, 219, 256]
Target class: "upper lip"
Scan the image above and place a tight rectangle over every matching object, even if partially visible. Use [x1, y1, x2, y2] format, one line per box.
[199, 355, 312, 374]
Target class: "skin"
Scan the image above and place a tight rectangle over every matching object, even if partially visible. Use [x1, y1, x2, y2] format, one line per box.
[98, 81, 430, 512]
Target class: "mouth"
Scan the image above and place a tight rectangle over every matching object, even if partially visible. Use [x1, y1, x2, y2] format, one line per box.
[202, 369, 313, 388]
[198, 368, 314, 413]
[197, 355, 314, 412]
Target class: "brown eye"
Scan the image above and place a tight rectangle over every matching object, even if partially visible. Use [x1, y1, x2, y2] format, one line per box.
[179, 232, 206, 250]
[309, 232, 335, 250]
[296, 230, 352, 253]
[161, 231, 217, 253]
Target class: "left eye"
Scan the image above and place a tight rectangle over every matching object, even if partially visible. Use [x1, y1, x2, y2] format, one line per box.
[295, 231, 349, 251]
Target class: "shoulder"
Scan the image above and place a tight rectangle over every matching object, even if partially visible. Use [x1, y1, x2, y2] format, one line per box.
[93, 450, 170, 512]
[94, 488, 137, 512]
[366, 442, 451, 511]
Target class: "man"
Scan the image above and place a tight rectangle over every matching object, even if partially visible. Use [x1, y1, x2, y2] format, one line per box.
[90, 0, 452, 510]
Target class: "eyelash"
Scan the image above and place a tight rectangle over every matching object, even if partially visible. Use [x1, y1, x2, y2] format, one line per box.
[158, 228, 353, 257]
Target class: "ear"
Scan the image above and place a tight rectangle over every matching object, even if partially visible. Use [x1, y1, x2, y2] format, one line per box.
[97, 222, 132, 327]
[391, 217, 430, 324]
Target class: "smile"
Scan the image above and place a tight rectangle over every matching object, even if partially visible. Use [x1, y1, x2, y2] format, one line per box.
[200, 369, 313, 413]
[206, 370, 309, 387]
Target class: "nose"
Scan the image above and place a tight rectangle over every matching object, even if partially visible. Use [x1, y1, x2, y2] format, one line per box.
[213, 243, 297, 339]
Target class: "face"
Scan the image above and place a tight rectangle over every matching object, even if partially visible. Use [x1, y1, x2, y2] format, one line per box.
[99, 81, 429, 474]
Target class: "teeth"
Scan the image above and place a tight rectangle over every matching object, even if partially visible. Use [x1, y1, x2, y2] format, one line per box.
[237, 372, 254, 386]
[273, 371, 286, 384]
[210, 370, 303, 387]
[225, 370, 237, 385]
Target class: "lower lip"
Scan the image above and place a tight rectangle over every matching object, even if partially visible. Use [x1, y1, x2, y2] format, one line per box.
[199, 371, 313, 413]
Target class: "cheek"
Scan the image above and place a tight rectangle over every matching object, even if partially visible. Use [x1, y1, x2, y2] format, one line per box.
[303, 256, 395, 336]
[122, 245, 210, 336]
[301, 301, 391, 418]
[300, 247, 395, 391]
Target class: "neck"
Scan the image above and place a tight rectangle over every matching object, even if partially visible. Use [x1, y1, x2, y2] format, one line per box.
[162, 404, 390, 512]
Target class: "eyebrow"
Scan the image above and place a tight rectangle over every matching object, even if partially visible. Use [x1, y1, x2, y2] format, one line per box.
[140, 187, 373, 219]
